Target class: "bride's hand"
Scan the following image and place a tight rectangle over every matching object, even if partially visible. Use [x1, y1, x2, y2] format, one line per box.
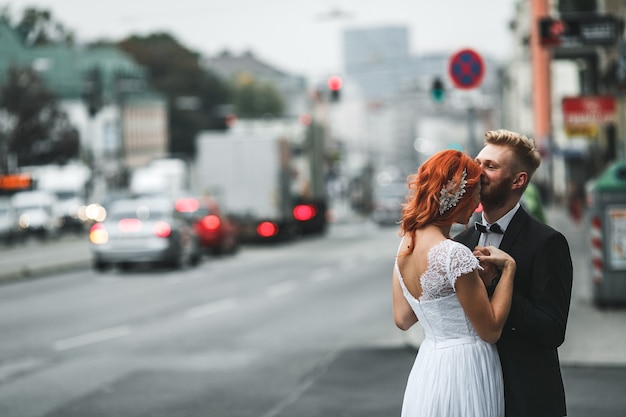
[473, 247, 496, 286]
[475, 246, 516, 272]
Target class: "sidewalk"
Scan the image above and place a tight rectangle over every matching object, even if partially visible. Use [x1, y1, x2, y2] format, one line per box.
[0, 235, 91, 283]
[273, 346, 626, 417]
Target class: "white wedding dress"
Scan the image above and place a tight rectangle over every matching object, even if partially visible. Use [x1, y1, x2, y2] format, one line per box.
[395, 239, 504, 417]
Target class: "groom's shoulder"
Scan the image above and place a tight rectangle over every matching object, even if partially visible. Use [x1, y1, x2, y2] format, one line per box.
[453, 229, 473, 247]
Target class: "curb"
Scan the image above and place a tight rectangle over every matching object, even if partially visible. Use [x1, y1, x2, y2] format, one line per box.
[0, 258, 92, 284]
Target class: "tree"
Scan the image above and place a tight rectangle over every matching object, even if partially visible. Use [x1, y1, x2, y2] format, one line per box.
[232, 78, 284, 118]
[117, 33, 231, 157]
[0, 6, 74, 46]
[0, 66, 79, 168]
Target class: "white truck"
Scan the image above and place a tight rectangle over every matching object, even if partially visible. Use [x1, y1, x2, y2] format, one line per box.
[195, 121, 328, 241]
[129, 158, 190, 198]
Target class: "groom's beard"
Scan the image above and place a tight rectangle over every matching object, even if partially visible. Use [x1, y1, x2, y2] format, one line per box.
[480, 177, 513, 212]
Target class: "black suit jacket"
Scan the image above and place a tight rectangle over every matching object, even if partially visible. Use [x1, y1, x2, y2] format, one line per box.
[455, 207, 573, 417]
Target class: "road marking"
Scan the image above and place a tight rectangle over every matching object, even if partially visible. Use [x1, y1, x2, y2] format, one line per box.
[339, 258, 358, 271]
[266, 280, 297, 298]
[310, 268, 334, 282]
[185, 298, 237, 319]
[97, 277, 122, 284]
[53, 325, 132, 351]
[260, 348, 341, 417]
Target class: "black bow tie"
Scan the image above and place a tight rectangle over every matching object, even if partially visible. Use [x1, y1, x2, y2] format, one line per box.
[475, 222, 504, 234]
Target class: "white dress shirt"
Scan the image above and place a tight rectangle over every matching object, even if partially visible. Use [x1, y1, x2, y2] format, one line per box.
[478, 203, 521, 248]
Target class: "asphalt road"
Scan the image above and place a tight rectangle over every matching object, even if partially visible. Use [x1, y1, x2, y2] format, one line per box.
[0, 206, 625, 417]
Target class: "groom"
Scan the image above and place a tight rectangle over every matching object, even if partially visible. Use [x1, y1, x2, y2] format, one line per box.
[455, 129, 573, 417]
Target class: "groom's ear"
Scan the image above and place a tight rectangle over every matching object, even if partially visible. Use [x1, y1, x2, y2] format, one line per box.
[512, 172, 528, 190]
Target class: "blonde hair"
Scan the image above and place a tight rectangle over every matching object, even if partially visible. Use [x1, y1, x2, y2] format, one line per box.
[484, 129, 541, 178]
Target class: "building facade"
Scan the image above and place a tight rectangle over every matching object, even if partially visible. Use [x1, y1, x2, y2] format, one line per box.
[0, 21, 168, 190]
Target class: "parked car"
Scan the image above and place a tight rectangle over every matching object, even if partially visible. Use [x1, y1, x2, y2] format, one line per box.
[372, 181, 407, 226]
[0, 197, 21, 244]
[175, 196, 239, 255]
[11, 190, 62, 239]
[88, 196, 201, 271]
[52, 189, 87, 232]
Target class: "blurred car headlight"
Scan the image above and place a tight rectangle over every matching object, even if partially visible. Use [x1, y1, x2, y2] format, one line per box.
[89, 223, 109, 244]
[18, 213, 30, 229]
[84, 204, 107, 222]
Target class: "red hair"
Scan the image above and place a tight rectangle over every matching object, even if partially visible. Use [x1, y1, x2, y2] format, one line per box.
[400, 150, 481, 253]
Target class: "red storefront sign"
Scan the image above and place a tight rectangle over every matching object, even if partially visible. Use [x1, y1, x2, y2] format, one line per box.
[562, 96, 616, 126]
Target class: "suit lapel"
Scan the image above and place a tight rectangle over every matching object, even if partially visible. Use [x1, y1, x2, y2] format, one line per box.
[499, 206, 530, 252]
[469, 228, 481, 248]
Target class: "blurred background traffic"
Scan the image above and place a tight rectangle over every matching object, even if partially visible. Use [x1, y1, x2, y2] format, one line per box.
[2, 2, 626, 415]
[0, 1, 626, 299]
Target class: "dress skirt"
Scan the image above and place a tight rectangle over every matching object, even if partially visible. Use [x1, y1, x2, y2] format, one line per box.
[401, 336, 504, 417]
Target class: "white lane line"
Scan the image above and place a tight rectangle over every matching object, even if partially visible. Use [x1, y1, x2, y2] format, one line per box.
[53, 325, 132, 351]
[266, 280, 297, 298]
[185, 298, 237, 319]
[340, 258, 358, 271]
[310, 268, 334, 283]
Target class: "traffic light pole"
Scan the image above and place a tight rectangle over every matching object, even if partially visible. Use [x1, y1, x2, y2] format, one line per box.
[531, 0, 554, 198]
[467, 105, 478, 157]
[531, 0, 552, 149]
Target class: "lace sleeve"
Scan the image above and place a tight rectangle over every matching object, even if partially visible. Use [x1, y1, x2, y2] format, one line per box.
[447, 242, 480, 289]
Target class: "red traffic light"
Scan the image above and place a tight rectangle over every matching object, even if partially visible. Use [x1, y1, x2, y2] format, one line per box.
[327, 75, 343, 91]
[539, 17, 566, 47]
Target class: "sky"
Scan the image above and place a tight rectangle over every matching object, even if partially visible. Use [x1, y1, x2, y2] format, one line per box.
[4, 0, 517, 83]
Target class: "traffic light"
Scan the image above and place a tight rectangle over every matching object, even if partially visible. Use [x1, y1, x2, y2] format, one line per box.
[430, 77, 445, 103]
[327, 75, 343, 102]
[539, 17, 566, 47]
[83, 66, 103, 117]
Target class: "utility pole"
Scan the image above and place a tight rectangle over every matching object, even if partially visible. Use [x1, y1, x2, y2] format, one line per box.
[531, 0, 552, 150]
[531, 0, 554, 200]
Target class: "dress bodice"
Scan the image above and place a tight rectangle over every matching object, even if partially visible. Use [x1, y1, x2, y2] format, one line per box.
[395, 239, 481, 342]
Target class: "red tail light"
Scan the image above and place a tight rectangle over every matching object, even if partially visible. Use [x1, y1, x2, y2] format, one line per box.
[200, 214, 221, 231]
[257, 221, 279, 238]
[293, 204, 317, 221]
[153, 221, 172, 238]
[118, 218, 142, 232]
[175, 198, 200, 213]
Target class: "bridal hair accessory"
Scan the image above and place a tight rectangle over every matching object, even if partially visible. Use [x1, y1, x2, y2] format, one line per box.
[438, 169, 467, 214]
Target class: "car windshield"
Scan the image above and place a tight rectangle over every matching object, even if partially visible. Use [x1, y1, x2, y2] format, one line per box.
[108, 200, 170, 220]
[16, 204, 47, 211]
[175, 199, 213, 219]
[55, 190, 78, 200]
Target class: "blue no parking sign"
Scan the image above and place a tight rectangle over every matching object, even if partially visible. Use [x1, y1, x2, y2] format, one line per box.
[448, 48, 485, 90]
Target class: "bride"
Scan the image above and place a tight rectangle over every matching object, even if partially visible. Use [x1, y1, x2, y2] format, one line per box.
[392, 149, 515, 417]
